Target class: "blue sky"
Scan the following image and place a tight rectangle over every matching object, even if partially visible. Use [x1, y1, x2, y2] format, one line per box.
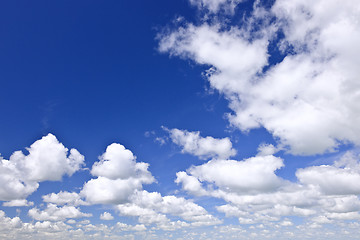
[1, 0, 360, 239]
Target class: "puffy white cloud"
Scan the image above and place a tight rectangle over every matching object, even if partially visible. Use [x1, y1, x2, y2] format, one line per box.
[100, 212, 114, 221]
[176, 149, 360, 225]
[42, 191, 87, 206]
[181, 155, 285, 193]
[81, 177, 143, 205]
[0, 134, 84, 201]
[175, 171, 207, 196]
[257, 143, 279, 156]
[166, 128, 236, 159]
[3, 199, 33, 207]
[10, 134, 85, 182]
[28, 204, 92, 221]
[159, 0, 360, 155]
[113, 222, 146, 231]
[297, 152, 360, 195]
[91, 143, 136, 180]
[116, 190, 221, 228]
[81, 143, 155, 205]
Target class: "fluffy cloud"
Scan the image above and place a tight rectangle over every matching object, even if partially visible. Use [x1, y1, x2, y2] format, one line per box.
[159, 0, 360, 155]
[166, 128, 236, 159]
[176, 150, 360, 225]
[42, 191, 87, 206]
[3, 199, 34, 207]
[0, 134, 84, 201]
[80, 143, 155, 205]
[10, 134, 84, 182]
[100, 212, 114, 221]
[177, 155, 285, 194]
[28, 204, 92, 221]
[116, 190, 221, 228]
[297, 152, 360, 195]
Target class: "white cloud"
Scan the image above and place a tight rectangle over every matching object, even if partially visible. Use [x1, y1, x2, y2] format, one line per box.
[159, 0, 360, 155]
[42, 191, 87, 206]
[176, 149, 360, 225]
[11, 134, 85, 182]
[116, 190, 221, 228]
[257, 143, 279, 156]
[181, 155, 285, 193]
[175, 171, 207, 196]
[297, 152, 360, 195]
[166, 128, 236, 159]
[100, 212, 114, 221]
[188, 0, 242, 13]
[3, 199, 34, 207]
[113, 222, 146, 231]
[91, 143, 136, 180]
[81, 143, 155, 205]
[0, 134, 84, 201]
[28, 204, 92, 221]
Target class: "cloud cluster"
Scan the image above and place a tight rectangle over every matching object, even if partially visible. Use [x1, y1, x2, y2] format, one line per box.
[176, 149, 360, 225]
[38, 140, 220, 231]
[116, 190, 221, 229]
[0, 134, 84, 201]
[159, 0, 360, 155]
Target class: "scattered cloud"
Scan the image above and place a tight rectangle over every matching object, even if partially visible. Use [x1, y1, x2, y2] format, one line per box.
[165, 127, 236, 159]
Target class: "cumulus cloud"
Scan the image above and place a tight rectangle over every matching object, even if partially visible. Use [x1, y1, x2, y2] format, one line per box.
[3, 199, 34, 207]
[166, 128, 236, 159]
[297, 152, 360, 195]
[159, 0, 360, 155]
[0, 134, 84, 201]
[116, 190, 221, 228]
[81, 143, 155, 205]
[100, 212, 114, 221]
[176, 149, 360, 225]
[28, 204, 92, 221]
[177, 155, 285, 194]
[42, 191, 87, 206]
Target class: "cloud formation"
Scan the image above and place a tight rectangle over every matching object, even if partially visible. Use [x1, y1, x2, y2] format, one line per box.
[159, 0, 360, 155]
[0, 134, 84, 201]
[81, 143, 155, 205]
[166, 128, 236, 159]
[176, 149, 360, 225]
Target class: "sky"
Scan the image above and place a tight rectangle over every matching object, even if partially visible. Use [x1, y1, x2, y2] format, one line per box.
[1, 0, 360, 239]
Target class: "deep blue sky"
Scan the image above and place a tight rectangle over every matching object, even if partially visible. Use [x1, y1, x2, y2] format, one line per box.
[0, 0, 271, 177]
[1, 1, 358, 239]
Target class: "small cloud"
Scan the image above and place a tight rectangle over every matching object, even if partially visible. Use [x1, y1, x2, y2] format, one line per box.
[3, 199, 34, 207]
[100, 212, 114, 221]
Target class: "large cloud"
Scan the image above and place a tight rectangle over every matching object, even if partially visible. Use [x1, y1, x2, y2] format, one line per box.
[159, 0, 360, 155]
[0, 134, 84, 201]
